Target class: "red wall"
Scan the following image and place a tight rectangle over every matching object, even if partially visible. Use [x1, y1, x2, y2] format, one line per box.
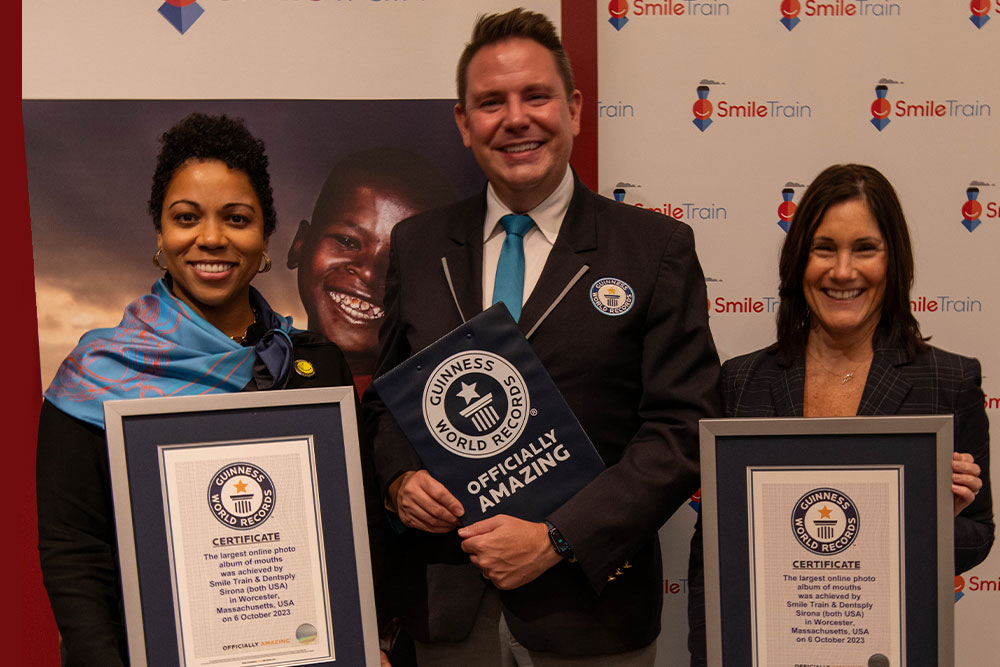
[13, 2, 58, 662]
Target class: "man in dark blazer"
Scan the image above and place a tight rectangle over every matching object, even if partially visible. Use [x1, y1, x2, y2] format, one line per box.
[364, 8, 721, 665]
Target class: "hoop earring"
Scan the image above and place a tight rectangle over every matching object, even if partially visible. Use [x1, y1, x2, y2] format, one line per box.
[153, 248, 167, 271]
[258, 253, 272, 274]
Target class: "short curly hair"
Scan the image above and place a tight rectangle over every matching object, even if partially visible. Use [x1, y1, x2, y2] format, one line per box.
[148, 112, 277, 238]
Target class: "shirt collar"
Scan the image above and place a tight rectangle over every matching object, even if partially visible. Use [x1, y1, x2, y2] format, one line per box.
[483, 166, 573, 244]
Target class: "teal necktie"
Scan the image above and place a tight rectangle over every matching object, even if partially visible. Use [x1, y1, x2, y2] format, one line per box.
[491, 214, 534, 322]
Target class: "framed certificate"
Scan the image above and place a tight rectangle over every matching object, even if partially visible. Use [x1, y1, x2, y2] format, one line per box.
[700, 416, 954, 667]
[104, 387, 379, 667]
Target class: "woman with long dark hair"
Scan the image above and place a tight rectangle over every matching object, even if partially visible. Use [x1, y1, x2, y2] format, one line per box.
[687, 163, 993, 665]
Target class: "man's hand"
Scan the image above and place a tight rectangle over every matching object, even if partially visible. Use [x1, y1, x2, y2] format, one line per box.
[458, 515, 562, 590]
[952, 451, 983, 517]
[388, 470, 463, 532]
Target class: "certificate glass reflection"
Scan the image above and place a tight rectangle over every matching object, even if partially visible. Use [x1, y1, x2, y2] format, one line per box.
[161, 437, 334, 667]
[748, 467, 903, 667]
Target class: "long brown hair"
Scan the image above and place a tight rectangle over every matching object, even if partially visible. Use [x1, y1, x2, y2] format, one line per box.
[776, 163, 926, 361]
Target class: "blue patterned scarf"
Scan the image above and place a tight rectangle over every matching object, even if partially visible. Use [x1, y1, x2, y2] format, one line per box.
[45, 278, 296, 428]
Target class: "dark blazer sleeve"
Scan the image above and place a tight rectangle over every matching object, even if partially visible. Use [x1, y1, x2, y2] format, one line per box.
[286, 333, 406, 636]
[549, 220, 722, 593]
[37, 400, 127, 667]
[952, 356, 994, 573]
[363, 226, 426, 498]
[687, 354, 753, 667]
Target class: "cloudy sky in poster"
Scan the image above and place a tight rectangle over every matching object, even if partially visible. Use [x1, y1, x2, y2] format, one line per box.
[24, 99, 484, 384]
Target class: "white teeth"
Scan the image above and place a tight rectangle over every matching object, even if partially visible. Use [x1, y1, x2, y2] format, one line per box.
[502, 142, 541, 153]
[192, 262, 233, 273]
[327, 291, 384, 321]
[825, 289, 862, 300]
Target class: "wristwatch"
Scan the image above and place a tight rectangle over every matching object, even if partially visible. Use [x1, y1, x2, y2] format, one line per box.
[545, 520, 576, 562]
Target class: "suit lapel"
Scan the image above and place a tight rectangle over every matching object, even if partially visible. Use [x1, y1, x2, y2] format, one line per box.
[858, 344, 912, 416]
[518, 179, 596, 336]
[442, 197, 486, 323]
[771, 355, 805, 417]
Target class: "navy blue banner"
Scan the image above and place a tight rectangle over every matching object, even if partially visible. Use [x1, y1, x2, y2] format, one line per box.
[374, 304, 604, 523]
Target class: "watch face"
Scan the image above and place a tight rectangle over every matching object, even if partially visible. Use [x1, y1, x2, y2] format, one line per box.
[548, 524, 571, 556]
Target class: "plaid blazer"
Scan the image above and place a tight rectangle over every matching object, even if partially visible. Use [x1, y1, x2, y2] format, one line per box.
[720, 340, 994, 572]
[688, 340, 996, 667]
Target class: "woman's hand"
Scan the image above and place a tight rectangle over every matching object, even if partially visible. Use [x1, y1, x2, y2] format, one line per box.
[952, 451, 983, 517]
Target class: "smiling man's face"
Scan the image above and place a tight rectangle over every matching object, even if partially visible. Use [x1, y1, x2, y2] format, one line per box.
[454, 37, 581, 213]
[291, 183, 418, 373]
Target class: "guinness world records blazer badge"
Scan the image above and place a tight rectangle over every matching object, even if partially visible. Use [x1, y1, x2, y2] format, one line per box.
[374, 304, 605, 522]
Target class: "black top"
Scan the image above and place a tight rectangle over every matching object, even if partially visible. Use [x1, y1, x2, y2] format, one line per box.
[36, 329, 386, 667]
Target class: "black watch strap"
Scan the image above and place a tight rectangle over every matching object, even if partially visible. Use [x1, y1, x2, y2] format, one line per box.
[545, 520, 575, 561]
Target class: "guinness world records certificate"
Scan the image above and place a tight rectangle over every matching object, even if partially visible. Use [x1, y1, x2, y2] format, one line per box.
[161, 438, 334, 665]
[748, 467, 902, 666]
[700, 416, 954, 667]
[105, 387, 379, 667]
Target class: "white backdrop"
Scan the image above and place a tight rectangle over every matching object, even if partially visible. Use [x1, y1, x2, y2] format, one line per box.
[596, 2, 998, 664]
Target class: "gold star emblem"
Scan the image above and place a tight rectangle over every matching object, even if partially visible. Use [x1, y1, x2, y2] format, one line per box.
[818, 505, 833, 519]
[234, 479, 248, 493]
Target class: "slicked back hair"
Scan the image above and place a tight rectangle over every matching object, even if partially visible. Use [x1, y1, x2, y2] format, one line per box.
[456, 7, 574, 109]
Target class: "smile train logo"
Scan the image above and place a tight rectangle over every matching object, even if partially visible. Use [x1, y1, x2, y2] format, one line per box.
[971, 0, 991, 28]
[778, 181, 806, 232]
[962, 180, 995, 232]
[158, 0, 205, 35]
[780, 0, 801, 30]
[870, 80, 899, 131]
[609, 0, 629, 30]
[693, 82, 718, 131]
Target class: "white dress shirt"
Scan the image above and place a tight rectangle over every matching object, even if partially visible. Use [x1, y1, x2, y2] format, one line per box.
[481, 166, 574, 312]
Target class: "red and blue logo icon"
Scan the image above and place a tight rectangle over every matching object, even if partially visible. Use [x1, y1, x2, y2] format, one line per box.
[962, 181, 995, 232]
[971, 0, 992, 29]
[693, 84, 713, 132]
[780, 0, 801, 30]
[871, 82, 893, 131]
[778, 182, 805, 232]
[159, 0, 204, 35]
[609, 0, 629, 31]
[688, 488, 701, 512]
[962, 186, 983, 232]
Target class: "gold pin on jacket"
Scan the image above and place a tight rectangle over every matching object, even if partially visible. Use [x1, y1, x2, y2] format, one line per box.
[295, 359, 316, 377]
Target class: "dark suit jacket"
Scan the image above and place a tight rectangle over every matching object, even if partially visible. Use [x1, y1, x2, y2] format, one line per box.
[687, 339, 994, 665]
[364, 174, 722, 655]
